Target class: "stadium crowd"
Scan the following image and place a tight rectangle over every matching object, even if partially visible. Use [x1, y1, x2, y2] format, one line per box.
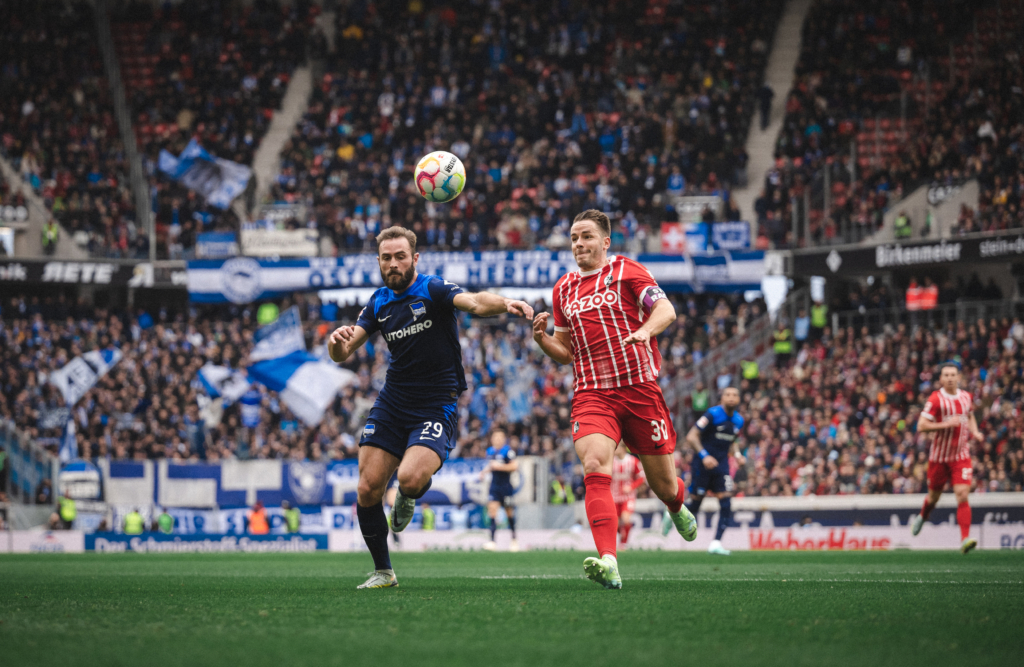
[2, 286, 1022, 500]
[759, 0, 1023, 247]
[113, 0, 314, 259]
[272, 0, 781, 253]
[0, 0, 140, 258]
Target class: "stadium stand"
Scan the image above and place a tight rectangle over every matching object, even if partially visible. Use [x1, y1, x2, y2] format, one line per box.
[759, 0, 1023, 247]
[0, 1, 140, 258]
[112, 0, 313, 259]
[3, 291, 1021, 497]
[270, 0, 782, 252]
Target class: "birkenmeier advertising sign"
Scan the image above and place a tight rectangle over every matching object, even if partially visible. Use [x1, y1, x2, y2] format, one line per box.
[792, 231, 1024, 275]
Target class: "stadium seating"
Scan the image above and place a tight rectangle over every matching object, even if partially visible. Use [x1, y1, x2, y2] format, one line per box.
[0, 1, 140, 258]
[111, 0, 312, 259]
[763, 0, 1023, 246]
[273, 0, 783, 252]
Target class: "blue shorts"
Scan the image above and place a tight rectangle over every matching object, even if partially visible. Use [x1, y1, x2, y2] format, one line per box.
[359, 398, 458, 466]
[690, 463, 734, 496]
[489, 482, 515, 505]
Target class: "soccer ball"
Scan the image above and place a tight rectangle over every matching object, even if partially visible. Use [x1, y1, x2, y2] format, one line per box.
[414, 151, 466, 203]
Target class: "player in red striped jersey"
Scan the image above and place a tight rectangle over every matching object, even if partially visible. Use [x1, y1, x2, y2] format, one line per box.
[533, 210, 697, 589]
[910, 362, 983, 553]
[611, 442, 647, 547]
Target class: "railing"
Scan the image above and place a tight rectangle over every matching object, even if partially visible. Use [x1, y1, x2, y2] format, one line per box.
[832, 299, 1024, 335]
[94, 0, 154, 261]
[1, 419, 59, 506]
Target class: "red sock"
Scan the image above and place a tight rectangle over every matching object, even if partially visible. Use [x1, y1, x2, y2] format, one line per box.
[921, 498, 937, 520]
[584, 473, 618, 558]
[957, 502, 971, 540]
[620, 522, 632, 545]
[666, 479, 686, 513]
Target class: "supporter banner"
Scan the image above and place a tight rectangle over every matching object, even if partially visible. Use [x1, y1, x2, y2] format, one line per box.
[247, 351, 356, 426]
[196, 232, 239, 259]
[8, 530, 85, 553]
[159, 138, 251, 210]
[0, 259, 136, 285]
[241, 229, 319, 257]
[675, 195, 723, 223]
[255, 203, 307, 228]
[712, 222, 751, 250]
[48, 348, 123, 406]
[662, 222, 752, 255]
[249, 305, 305, 362]
[792, 231, 1024, 275]
[102, 458, 494, 509]
[187, 251, 765, 303]
[86, 533, 327, 553]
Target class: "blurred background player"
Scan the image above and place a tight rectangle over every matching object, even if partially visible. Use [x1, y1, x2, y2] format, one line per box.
[911, 362, 984, 554]
[664, 387, 745, 555]
[533, 209, 697, 590]
[611, 442, 646, 548]
[329, 226, 532, 589]
[481, 428, 519, 552]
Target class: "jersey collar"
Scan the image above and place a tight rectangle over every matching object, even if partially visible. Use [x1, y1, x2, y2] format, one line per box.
[939, 387, 960, 398]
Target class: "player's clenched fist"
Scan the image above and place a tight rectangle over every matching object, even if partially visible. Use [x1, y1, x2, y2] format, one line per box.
[532, 312, 550, 340]
[328, 326, 357, 362]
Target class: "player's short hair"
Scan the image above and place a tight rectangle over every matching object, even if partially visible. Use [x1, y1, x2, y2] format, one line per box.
[939, 361, 962, 373]
[572, 209, 611, 237]
[376, 226, 417, 252]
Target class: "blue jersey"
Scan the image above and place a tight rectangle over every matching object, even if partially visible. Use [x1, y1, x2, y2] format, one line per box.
[487, 444, 516, 488]
[356, 274, 466, 406]
[695, 405, 744, 465]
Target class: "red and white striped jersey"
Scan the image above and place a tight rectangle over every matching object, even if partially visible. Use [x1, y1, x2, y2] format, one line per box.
[922, 389, 974, 462]
[552, 256, 664, 392]
[611, 454, 646, 504]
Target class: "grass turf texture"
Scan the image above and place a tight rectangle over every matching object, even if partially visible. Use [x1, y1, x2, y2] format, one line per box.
[1, 550, 1022, 667]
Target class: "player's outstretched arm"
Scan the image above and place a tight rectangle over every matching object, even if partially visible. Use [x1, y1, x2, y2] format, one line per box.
[623, 298, 676, 346]
[532, 312, 573, 365]
[453, 291, 534, 319]
[328, 325, 369, 363]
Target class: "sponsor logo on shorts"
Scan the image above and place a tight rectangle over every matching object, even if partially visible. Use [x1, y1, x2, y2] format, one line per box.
[573, 421, 579, 434]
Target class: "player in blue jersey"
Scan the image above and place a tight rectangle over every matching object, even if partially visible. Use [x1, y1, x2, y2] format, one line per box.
[662, 387, 745, 555]
[328, 227, 533, 589]
[481, 428, 520, 552]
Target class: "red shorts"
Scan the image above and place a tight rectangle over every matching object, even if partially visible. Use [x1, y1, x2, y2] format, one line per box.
[615, 498, 636, 516]
[927, 459, 973, 489]
[572, 382, 677, 456]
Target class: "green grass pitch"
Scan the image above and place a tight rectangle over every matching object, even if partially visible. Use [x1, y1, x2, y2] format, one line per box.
[2, 550, 1022, 667]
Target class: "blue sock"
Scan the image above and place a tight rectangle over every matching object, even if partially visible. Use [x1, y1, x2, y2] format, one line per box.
[685, 495, 704, 516]
[357, 502, 392, 571]
[508, 512, 516, 538]
[490, 518, 497, 541]
[715, 497, 732, 541]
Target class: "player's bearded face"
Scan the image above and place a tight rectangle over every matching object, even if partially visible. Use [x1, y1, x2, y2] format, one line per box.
[378, 240, 418, 291]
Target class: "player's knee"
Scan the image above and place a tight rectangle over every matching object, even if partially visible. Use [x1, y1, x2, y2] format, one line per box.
[954, 487, 970, 504]
[581, 455, 607, 475]
[356, 479, 384, 506]
[397, 468, 430, 496]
